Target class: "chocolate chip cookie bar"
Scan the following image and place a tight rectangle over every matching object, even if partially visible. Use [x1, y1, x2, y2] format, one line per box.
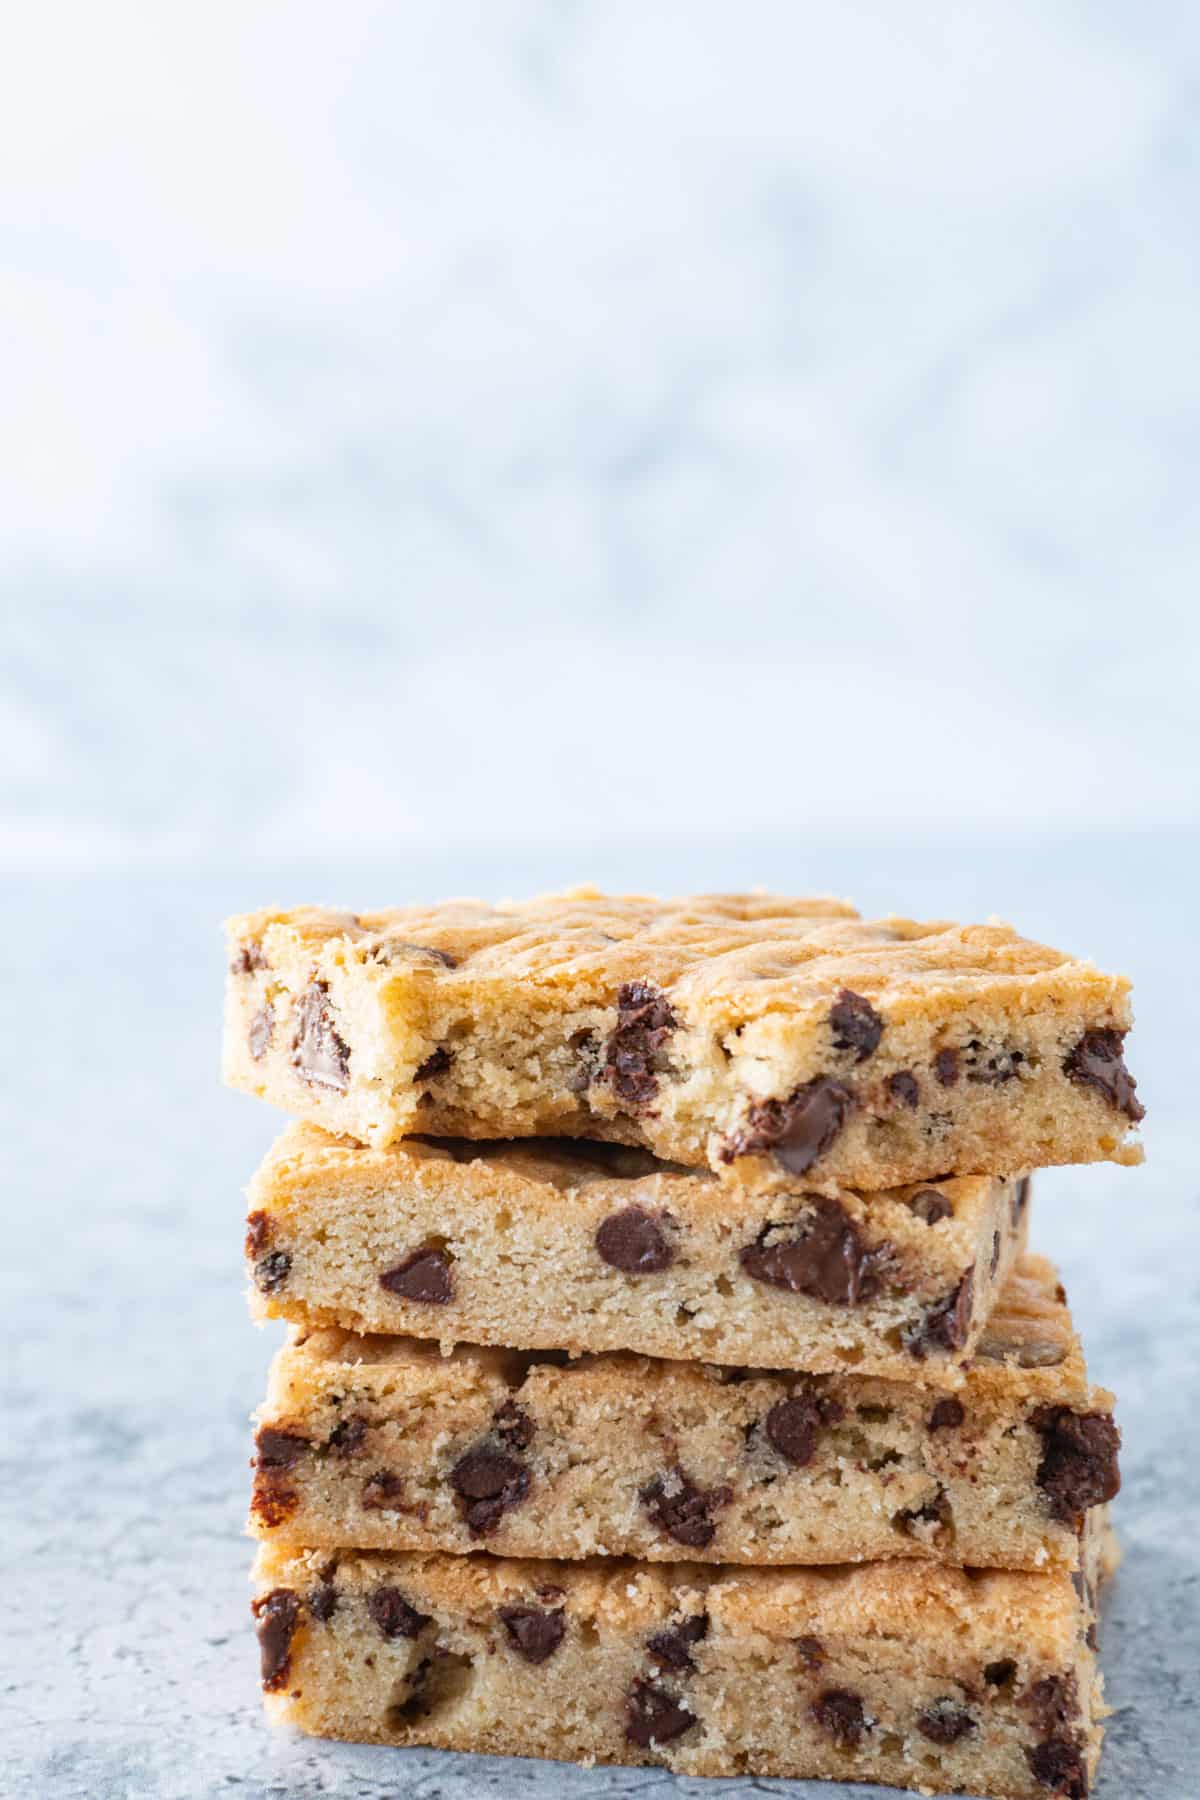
[223, 890, 1143, 1186]
[248, 1255, 1117, 1573]
[247, 1124, 1029, 1379]
[252, 1510, 1114, 1794]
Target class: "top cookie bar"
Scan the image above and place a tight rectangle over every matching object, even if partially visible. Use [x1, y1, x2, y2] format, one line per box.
[223, 889, 1143, 1187]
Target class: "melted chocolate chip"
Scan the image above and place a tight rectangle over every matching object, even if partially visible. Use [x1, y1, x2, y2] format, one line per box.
[327, 1416, 368, 1457]
[248, 1003, 275, 1061]
[493, 1400, 535, 1450]
[231, 942, 268, 975]
[887, 1070, 920, 1109]
[812, 1688, 868, 1747]
[1032, 1409, 1121, 1524]
[602, 982, 678, 1110]
[368, 1586, 430, 1640]
[935, 1048, 960, 1087]
[765, 1393, 844, 1466]
[794, 1635, 825, 1672]
[911, 1188, 953, 1225]
[498, 1605, 566, 1664]
[250, 1469, 299, 1529]
[254, 1250, 292, 1294]
[624, 1679, 697, 1747]
[739, 1197, 892, 1306]
[903, 1268, 974, 1358]
[984, 1658, 1017, 1688]
[362, 1471, 406, 1510]
[928, 1397, 965, 1431]
[1064, 1028, 1144, 1122]
[252, 1588, 300, 1690]
[1022, 1674, 1079, 1734]
[647, 1614, 708, 1673]
[917, 1700, 976, 1745]
[291, 981, 351, 1091]
[245, 1210, 272, 1257]
[722, 1078, 855, 1175]
[379, 1247, 454, 1304]
[1026, 1737, 1089, 1797]
[595, 1206, 674, 1275]
[414, 1046, 452, 1082]
[449, 1445, 530, 1536]
[307, 1584, 338, 1623]
[830, 990, 883, 1061]
[639, 1467, 732, 1549]
[255, 1428, 307, 1469]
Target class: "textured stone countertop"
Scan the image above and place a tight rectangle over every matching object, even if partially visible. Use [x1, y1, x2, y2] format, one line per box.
[4, 846, 1196, 1799]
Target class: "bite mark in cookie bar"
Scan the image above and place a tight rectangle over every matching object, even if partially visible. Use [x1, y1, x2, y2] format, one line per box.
[246, 1125, 1027, 1379]
[248, 1254, 1116, 1572]
[252, 1517, 1114, 1793]
[223, 891, 1143, 1185]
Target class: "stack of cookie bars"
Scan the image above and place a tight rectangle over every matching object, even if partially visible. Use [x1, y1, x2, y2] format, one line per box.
[225, 891, 1142, 1799]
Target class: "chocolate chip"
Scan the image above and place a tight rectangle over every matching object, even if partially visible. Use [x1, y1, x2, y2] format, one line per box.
[231, 942, 268, 975]
[964, 1039, 1024, 1085]
[595, 1206, 674, 1275]
[254, 1249, 292, 1294]
[379, 1246, 454, 1304]
[252, 1588, 300, 1690]
[765, 1393, 843, 1466]
[249, 1469, 299, 1529]
[639, 1467, 732, 1549]
[917, 1700, 976, 1745]
[245, 1210, 272, 1257]
[1032, 1409, 1121, 1524]
[929, 1397, 965, 1431]
[935, 1048, 960, 1087]
[1026, 1737, 1088, 1797]
[362, 1470, 406, 1510]
[903, 1268, 974, 1357]
[327, 1416, 368, 1457]
[722, 1078, 855, 1175]
[449, 1445, 530, 1536]
[1064, 1028, 1144, 1122]
[830, 989, 883, 1061]
[887, 1070, 920, 1109]
[602, 982, 678, 1110]
[493, 1400, 535, 1450]
[812, 1688, 868, 1747]
[415, 1046, 452, 1082]
[248, 1003, 275, 1061]
[794, 1635, 825, 1672]
[739, 1197, 892, 1306]
[894, 1489, 952, 1539]
[647, 1614, 708, 1673]
[910, 1189, 952, 1226]
[368, 1586, 430, 1640]
[624, 1679, 697, 1747]
[498, 1605, 566, 1664]
[984, 1658, 1017, 1688]
[255, 1428, 307, 1469]
[291, 980, 351, 1091]
[1022, 1674, 1079, 1735]
[307, 1584, 338, 1622]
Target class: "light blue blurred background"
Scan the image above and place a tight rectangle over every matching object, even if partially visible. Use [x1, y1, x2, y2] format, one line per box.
[3, 6, 1198, 1798]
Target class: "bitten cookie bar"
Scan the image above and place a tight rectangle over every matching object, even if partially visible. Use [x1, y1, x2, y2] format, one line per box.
[247, 1125, 1029, 1379]
[223, 889, 1143, 1186]
[252, 1514, 1114, 1795]
[248, 1257, 1118, 1573]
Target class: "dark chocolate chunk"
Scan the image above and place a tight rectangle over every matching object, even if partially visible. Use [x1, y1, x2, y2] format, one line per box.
[380, 1246, 454, 1305]
[255, 1427, 307, 1469]
[493, 1400, 535, 1450]
[624, 1679, 697, 1747]
[595, 1206, 674, 1275]
[903, 1268, 974, 1358]
[254, 1249, 292, 1294]
[911, 1188, 953, 1226]
[935, 1048, 960, 1087]
[449, 1445, 530, 1536]
[639, 1467, 732, 1549]
[739, 1196, 892, 1307]
[829, 989, 883, 1061]
[231, 942, 268, 975]
[928, 1397, 965, 1431]
[252, 1588, 300, 1690]
[646, 1614, 708, 1673]
[602, 982, 678, 1110]
[764, 1392, 843, 1466]
[917, 1700, 976, 1745]
[1064, 1028, 1143, 1123]
[794, 1635, 825, 1672]
[245, 1210, 272, 1256]
[248, 1003, 275, 1061]
[498, 1604, 566, 1664]
[984, 1658, 1017, 1688]
[812, 1688, 868, 1747]
[1026, 1736, 1089, 1797]
[362, 1470, 406, 1510]
[1022, 1674, 1079, 1734]
[722, 1078, 855, 1175]
[368, 1586, 431, 1640]
[291, 980, 351, 1091]
[1032, 1409, 1121, 1524]
[414, 1046, 452, 1082]
[327, 1416, 368, 1457]
[887, 1070, 920, 1109]
[307, 1584, 338, 1622]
